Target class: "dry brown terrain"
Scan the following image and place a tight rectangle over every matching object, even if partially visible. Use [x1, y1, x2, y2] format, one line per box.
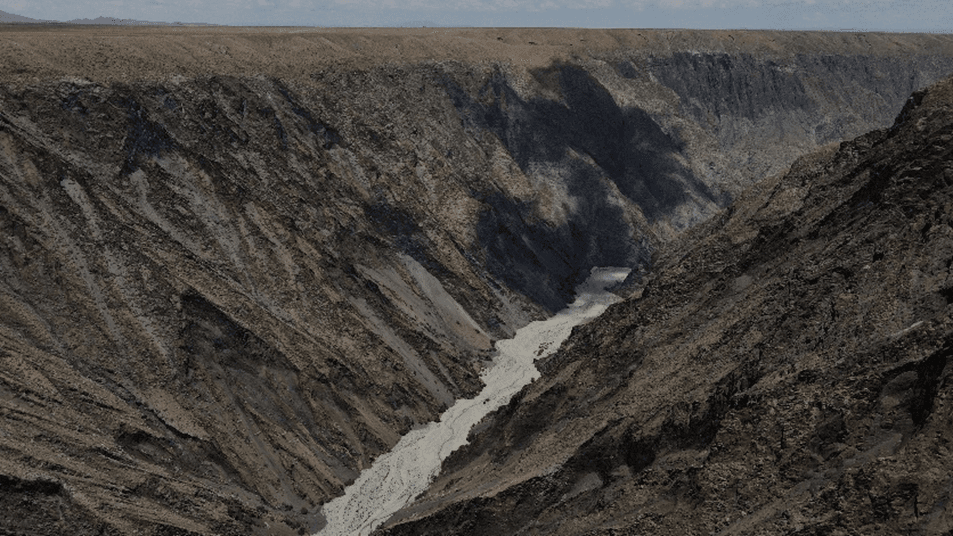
[2, 26, 953, 87]
[1, 26, 952, 535]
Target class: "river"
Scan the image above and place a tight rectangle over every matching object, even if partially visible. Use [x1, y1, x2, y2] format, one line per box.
[316, 267, 631, 536]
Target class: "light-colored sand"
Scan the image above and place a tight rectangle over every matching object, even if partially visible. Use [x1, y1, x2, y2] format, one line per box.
[316, 267, 630, 536]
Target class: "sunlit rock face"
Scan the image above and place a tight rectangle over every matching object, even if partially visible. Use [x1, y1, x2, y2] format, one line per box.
[1, 27, 952, 535]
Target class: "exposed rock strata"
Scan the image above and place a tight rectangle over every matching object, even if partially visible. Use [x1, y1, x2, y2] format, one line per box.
[381, 74, 953, 536]
[0, 27, 952, 535]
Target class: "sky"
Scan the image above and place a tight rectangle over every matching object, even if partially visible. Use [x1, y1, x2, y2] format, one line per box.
[1, 0, 951, 31]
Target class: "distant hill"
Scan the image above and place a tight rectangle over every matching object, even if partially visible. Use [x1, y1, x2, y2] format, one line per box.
[390, 20, 444, 27]
[0, 9, 215, 25]
[0, 9, 53, 23]
[63, 16, 218, 26]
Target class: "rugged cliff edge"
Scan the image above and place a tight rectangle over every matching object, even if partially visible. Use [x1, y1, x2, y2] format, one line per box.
[381, 74, 953, 536]
[1, 27, 953, 535]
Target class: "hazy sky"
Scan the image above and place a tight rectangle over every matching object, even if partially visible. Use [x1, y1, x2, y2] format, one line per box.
[2, 0, 951, 31]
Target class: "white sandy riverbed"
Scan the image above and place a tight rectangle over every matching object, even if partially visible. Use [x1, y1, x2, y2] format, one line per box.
[316, 267, 631, 536]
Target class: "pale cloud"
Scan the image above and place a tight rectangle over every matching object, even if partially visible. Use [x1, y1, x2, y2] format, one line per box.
[576, 0, 615, 8]
[329, 0, 633, 10]
[320, 0, 866, 11]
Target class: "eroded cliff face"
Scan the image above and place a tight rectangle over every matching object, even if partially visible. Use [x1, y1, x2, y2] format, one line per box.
[1, 27, 952, 535]
[380, 74, 953, 536]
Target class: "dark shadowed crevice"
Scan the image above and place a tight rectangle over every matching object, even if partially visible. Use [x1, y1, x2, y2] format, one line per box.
[475, 182, 641, 312]
[908, 342, 951, 427]
[112, 89, 178, 175]
[364, 202, 451, 279]
[446, 64, 703, 311]
[0, 474, 63, 496]
[274, 81, 342, 149]
[449, 65, 714, 221]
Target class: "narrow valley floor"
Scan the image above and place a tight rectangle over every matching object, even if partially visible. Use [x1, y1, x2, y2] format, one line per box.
[317, 267, 630, 535]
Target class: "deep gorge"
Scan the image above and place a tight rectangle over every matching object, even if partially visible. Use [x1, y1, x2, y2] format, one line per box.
[1, 27, 952, 535]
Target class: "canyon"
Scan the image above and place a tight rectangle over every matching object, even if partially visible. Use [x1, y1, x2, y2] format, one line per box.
[0, 25, 952, 535]
[381, 62, 953, 536]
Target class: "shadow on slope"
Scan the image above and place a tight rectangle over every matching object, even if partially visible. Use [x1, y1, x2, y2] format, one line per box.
[445, 64, 713, 311]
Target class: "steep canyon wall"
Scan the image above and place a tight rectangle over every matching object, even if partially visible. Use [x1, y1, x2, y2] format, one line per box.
[381, 72, 953, 536]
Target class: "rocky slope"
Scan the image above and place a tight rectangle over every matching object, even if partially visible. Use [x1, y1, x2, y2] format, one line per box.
[381, 73, 953, 536]
[1, 26, 953, 535]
